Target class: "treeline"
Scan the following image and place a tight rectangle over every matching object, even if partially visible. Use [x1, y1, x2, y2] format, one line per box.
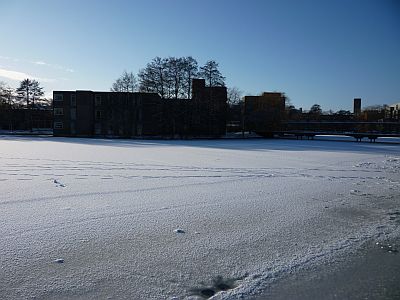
[111, 57, 226, 99]
[0, 79, 50, 109]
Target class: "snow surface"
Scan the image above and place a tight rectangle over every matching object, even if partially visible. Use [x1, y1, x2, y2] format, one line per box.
[0, 136, 399, 299]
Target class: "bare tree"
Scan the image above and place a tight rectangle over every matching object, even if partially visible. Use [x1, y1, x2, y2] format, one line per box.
[137, 68, 154, 93]
[165, 57, 185, 99]
[138, 57, 226, 99]
[309, 104, 322, 115]
[0, 81, 12, 107]
[335, 110, 351, 115]
[199, 60, 225, 87]
[182, 56, 198, 98]
[35, 97, 52, 109]
[111, 71, 137, 92]
[138, 56, 190, 99]
[363, 104, 388, 112]
[227, 87, 243, 106]
[138, 57, 168, 98]
[283, 94, 294, 110]
[151, 57, 167, 98]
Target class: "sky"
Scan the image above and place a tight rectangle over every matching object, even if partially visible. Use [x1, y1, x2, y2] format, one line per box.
[0, 0, 399, 111]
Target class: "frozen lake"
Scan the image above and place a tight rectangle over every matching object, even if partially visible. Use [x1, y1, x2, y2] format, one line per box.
[1, 136, 399, 299]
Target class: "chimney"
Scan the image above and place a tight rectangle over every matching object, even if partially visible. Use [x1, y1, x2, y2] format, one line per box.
[191, 79, 205, 99]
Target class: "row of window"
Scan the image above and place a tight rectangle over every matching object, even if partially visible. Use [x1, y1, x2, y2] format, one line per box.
[53, 121, 76, 133]
[54, 94, 76, 106]
[55, 109, 103, 119]
[55, 109, 102, 119]
[53, 94, 148, 107]
[54, 108, 64, 116]
[55, 109, 139, 119]
[54, 94, 64, 101]
[53, 121, 94, 133]
[54, 108, 77, 120]
[54, 93, 101, 106]
[95, 95, 102, 106]
[55, 109, 140, 122]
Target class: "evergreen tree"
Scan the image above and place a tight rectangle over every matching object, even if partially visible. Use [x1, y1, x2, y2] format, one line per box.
[16, 79, 44, 108]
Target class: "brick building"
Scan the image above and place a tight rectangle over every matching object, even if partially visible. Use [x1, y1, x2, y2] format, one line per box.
[53, 79, 227, 138]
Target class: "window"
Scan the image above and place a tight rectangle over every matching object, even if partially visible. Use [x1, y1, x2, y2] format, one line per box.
[54, 108, 64, 116]
[70, 121, 76, 134]
[95, 110, 102, 120]
[95, 95, 102, 106]
[71, 94, 76, 107]
[107, 110, 113, 120]
[70, 108, 76, 120]
[107, 125, 113, 135]
[95, 123, 101, 135]
[54, 122, 63, 129]
[54, 94, 63, 101]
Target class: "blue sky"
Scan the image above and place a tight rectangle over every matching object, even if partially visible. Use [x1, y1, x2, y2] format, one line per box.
[0, 0, 399, 110]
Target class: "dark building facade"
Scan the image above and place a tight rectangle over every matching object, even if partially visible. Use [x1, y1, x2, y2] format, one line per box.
[244, 92, 286, 136]
[53, 79, 227, 138]
[0, 108, 52, 131]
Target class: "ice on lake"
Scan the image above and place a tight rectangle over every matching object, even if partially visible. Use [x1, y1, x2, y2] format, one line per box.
[0, 136, 399, 299]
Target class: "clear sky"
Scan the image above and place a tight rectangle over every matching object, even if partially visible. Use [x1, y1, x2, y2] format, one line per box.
[0, 0, 399, 111]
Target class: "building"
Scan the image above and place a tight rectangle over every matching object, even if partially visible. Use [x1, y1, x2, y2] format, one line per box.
[244, 92, 286, 136]
[353, 98, 361, 116]
[387, 102, 400, 120]
[0, 108, 52, 131]
[53, 79, 227, 138]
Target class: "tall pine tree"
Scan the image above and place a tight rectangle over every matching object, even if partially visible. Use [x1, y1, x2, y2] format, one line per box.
[16, 79, 44, 108]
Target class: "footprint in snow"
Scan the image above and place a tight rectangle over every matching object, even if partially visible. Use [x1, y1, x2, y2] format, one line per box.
[350, 189, 366, 196]
[174, 229, 185, 234]
[53, 179, 66, 187]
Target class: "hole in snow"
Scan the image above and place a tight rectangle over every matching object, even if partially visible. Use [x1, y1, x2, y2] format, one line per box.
[215, 282, 230, 290]
[200, 289, 215, 297]
[190, 276, 237, 298]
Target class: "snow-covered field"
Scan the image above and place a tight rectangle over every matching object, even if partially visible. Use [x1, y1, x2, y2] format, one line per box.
[1, 136, 399, 299]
